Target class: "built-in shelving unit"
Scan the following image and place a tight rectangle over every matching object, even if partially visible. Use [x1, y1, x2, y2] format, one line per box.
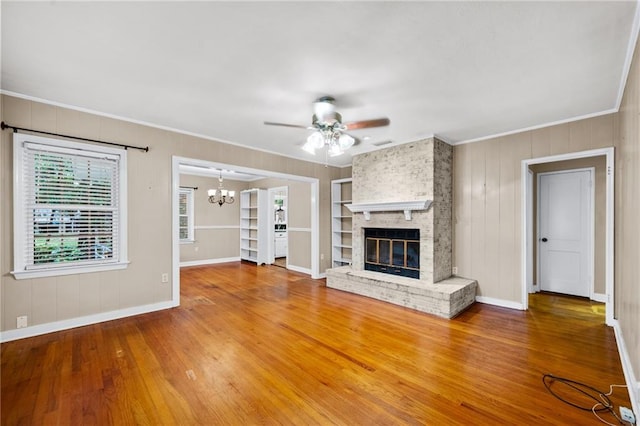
[331, 178, 353, 268]
[240, 188, 269, 264]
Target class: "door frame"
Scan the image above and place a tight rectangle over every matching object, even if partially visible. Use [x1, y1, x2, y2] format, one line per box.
[267, 186, 288, 266]
[521, 147, 614, 325]
[536, 167, 595, 299]
[171, 156, 320, 309]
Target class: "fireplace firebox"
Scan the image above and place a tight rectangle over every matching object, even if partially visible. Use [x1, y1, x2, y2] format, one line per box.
[364, 228, 419, 279]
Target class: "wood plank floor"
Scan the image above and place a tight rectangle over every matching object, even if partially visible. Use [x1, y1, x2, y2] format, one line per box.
[1, 263, 631, 425]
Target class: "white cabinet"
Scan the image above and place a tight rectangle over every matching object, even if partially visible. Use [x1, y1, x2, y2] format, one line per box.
[240, 189, 269, 264]
[331, 178, 352, 268]
[274, 231, 287, 257]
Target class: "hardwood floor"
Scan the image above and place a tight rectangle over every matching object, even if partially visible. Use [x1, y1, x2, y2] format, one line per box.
[1, 263, 631, 425]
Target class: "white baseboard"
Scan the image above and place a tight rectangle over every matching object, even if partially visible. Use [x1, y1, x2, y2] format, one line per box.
[286, 264, 312, 276]
[591, 292, 607, 303]
[612, 320, 640, 418]
[0, 300, 177, 343]
[475, 296, 525, 310]
[180, 257, 240, 267]
[313, 272, 327, 280]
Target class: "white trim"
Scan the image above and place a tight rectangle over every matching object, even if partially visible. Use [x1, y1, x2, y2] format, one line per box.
[605, 150, 615, 324]
[526, 169, 534, 293]
[267, 188, 276, 264]
[521, 162, 531, 311]
[452, 109, 617, 146]
[180, 257, 240, 267]
[12, 261, 129, 280]
[311, 180, 319, 278]
[346, 200, 432, 221]
[615, 0, 640, 110]
[0, 301, 176, 343]
[591, 293, 607, 303]
[288, 227, 312, 232]
[172, 157, 181, 307]
[613, 320, 640, 417]
[286, 264, 312, 276]
[332, 177, 353, 184]
[194, 225, 240, 230]
[536, 167, 595, 299]
[475, 296, 525, 310]
[521, 147, 615, 325]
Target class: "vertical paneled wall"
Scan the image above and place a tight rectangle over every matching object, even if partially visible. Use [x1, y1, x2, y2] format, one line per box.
[453, 115, 616, 302]
[615, 32, 640, 387]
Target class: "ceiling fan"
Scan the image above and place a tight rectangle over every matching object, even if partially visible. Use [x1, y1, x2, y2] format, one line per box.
[264, 96, 390, 157]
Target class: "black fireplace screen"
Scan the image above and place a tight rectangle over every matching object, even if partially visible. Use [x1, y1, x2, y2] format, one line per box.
[364, 228, 419, 279]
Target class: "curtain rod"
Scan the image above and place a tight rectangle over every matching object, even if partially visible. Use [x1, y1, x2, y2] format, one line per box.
[1, 121, 149, 152]
[180, 186, 198, 190]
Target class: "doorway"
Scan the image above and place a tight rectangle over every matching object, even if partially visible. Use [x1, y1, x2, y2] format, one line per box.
[521, 147, 614, 325]
[269, 186, 288, 268]
[537, 168, 593, 298]
[171, 156, 321, 308]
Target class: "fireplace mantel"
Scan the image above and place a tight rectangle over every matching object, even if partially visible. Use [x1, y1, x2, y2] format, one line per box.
[346, 200, 432, 221]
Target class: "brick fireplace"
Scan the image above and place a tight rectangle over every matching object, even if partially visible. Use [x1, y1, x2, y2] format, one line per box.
[326, 138, 477, 318]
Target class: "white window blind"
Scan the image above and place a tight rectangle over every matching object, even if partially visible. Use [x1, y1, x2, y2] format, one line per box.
[179, 187, 194, 242]
[13, 134, 128, 279]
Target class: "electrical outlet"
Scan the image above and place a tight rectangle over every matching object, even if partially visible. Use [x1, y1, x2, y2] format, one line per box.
[452, 266, 458, 275]
[620, 407, 635, 424]
[321, 253, 324, 260]
[161, 273, 169, 283]
[17, 316, 28, 329]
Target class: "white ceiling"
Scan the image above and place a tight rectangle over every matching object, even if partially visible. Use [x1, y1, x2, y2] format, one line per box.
[2, 1, 638, 167]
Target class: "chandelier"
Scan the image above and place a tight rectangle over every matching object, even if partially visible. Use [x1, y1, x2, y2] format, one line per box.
[208, 170, 235, 207]
[301, 98, 355, 157]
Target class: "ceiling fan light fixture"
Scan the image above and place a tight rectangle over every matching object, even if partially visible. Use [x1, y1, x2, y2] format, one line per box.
[338, 133, 355, 150]
[302, 139, 318, 154]
[328, 143, 344, 157]
[307, 131, 325, 149]
[265, 95, 390, 160]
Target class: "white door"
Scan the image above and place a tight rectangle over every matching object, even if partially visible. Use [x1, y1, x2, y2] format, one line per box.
[538, 169, 593, 297]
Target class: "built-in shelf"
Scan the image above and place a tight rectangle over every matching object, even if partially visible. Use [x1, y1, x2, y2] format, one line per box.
[346, 200, 432, 221]
[240, 188, 268, 264]
[331, 178, 353, 268]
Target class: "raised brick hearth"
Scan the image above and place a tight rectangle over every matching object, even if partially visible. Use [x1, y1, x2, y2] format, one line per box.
[327, 267, 476, 318]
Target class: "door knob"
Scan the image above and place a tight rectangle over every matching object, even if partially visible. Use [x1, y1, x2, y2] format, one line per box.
[541, 237, 548, 242]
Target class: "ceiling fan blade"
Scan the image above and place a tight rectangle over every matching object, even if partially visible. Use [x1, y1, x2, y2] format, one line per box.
[264, 121, 309, 129]
[343, 117, 390, 130]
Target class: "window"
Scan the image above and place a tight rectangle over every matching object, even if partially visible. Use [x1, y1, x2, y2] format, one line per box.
[179, 187, 194, 242]
[12, 133, 128, 279]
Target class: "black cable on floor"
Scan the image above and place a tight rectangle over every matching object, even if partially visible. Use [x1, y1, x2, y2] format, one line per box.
[542, 373, 611, 412]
